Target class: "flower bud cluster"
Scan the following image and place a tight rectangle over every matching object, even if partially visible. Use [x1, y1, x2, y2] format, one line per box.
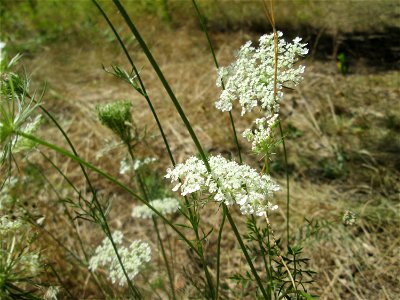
[132, 197, 180, 219]
[89, 231, 151, 286]
[96, 100, 132, 143]
[165, 155, 279, 216]
[216, 32, 308, 116]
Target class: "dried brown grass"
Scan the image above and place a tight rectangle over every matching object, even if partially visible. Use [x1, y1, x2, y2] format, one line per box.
[18, 19, 400, 299]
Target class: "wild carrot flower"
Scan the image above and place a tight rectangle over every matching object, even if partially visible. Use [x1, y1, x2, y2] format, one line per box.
[216, 32, 308, 116]
[165, 155, 279, 216]
[89, 231, 151, 286]
[243, 113, 279, 155]
[343, 210, 356, 226]
[132, 197, 180, 219]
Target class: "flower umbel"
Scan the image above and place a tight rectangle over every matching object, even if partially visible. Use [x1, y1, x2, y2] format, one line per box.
[132, 197, 180, 219]
[89, 231, 151, 286]
[343, 210, 357, 226]
[216, 32, 308, 116]
[243, 113, 279, 156]
[165, 155, 279, 216]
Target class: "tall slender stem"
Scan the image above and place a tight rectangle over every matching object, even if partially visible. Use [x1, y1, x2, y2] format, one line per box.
[126, 144, 176, 300]
[112, 0, 209, 170]
[224, 205, 268, 299]
[153, 216, 176, 300]
[191, 0, 242, 164]
[278, 121, 290, 244]
[37, 105, 141, 297]
[92, 0, 176, 167]
[215, 209, 226, 300]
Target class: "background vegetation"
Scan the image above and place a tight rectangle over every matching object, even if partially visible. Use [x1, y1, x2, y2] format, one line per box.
[1, 0, 399, 299]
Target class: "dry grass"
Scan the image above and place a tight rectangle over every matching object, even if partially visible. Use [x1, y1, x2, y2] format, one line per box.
[9, 9, 400, 299]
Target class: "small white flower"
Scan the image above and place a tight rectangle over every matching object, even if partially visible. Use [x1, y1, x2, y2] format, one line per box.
[132, 197, 180, 219]
[119, 157, 157, 174]
[0, 41, 5, 62]
[243, 113, 279, 154]
[165, 155, 279, 216]
[343, 210, 356, 226]
[216, 32, 308, 116]
[89, 231, 151, 286]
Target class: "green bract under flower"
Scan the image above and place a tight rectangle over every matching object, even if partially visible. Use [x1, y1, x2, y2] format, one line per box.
[96, 100, 132, 143]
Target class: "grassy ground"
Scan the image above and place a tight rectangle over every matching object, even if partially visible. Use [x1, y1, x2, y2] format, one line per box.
[1, 1, 399, 299]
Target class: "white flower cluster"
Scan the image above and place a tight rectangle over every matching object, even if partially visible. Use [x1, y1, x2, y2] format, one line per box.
[89, 231, 151, 286]
[0, 41, 5, 62]
[216, 32, 308, 116]
[165, 155, 279, 216]
[120, 157, 157, 174]
[343, 210, 357, 226]
[132, 197, 180, 219]
[243, 114, 279, 154]
[0, 215, 23, 234]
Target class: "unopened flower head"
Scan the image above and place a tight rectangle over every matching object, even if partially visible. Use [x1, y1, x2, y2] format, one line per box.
[96, 100, 132, 143]
[132, 197, 180, 219]
[216, 32, 308, 116]
[165, 155, 279, 216]
[243, 114, 279, 155]
[89, 231, 151, 286]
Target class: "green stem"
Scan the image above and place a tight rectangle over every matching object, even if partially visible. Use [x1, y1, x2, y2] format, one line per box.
[37, 105, 141, 298]
[17, 131, 200, 257]
[278, 120, 290, 245]
[33, 158, 110, 297]
[112, 0, 209, 170]
[126, 144, 176, 299]
[215, 209, 226, 300]
[224, 205, 268, 299]
[153, 216, 176, 300]
[48, 264, 75, 299]
[92, 0, 176, 167]
[191, 0, 242, 164]
[251, 215, 272, 298]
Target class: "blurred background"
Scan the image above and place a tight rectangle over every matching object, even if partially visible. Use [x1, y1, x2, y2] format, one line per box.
[1, 0, 399, 299]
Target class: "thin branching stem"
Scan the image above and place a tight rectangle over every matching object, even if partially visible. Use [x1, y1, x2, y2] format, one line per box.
[224, 205, 269, 299]
[126, 144, 176, 300]
[36, 105, 141, 298]
[215, 209, 226, 300]
[17, 131, 200, 257]
[264, 0, 292, 247]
